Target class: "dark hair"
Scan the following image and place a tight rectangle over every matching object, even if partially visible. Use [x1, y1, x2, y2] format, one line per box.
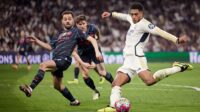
[75, 15, 87, 23]
[130, 2, 144, 11]
[60, 10, 74, 19]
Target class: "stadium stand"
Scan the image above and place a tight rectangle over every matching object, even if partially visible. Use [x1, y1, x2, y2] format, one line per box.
[0, 0, 199, 52]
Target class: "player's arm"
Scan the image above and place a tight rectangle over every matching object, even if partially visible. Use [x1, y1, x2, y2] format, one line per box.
[143, 22, 188, 44]
[152, 27, 178, 43]
[102, 11, 129, 21]
[94, 27, 101, 40]
[86, 36, 103, 61]
[154, 27, 188, 44]
[72, 47, 94, 69]
[27, 36, 52, 51]
[77, 28, 102, 61]
[72, 47, 84, 65]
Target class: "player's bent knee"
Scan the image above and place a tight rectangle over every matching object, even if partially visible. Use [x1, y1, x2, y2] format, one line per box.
[144, 80, 156, 86]
[99, 70, 106, 76]
[39, 63, 47, 71]
[111, 81, 118, 87]
[81, 73, 89, 78]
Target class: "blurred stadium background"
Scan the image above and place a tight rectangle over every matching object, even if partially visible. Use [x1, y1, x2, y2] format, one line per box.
[0, 0, 200, 112]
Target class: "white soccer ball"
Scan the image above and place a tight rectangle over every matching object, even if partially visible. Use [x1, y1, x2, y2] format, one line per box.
[115, 98, 131, 112]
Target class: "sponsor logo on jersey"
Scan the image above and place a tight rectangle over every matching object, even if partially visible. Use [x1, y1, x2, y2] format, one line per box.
[58, 32, 72, 43]
[127, 29, 134, 36]
[61, 32, 67, 37]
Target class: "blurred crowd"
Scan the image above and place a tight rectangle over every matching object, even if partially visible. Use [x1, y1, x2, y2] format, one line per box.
[0, 0, 199, 52]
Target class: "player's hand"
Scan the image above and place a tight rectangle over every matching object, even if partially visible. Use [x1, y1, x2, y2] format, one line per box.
[96, 52, 103, 61]
[101, 12, 111, 18]
[90, 61, 96, 69]
[81, 62, 91, 68]
[178, 35, 189, 44]
[27, 36, 38, 43]
[81, 62, 95, 69]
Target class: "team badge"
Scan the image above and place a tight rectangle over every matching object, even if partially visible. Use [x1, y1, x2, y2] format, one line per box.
[148, 23, 155, 29]
[67, 31, 72, 36]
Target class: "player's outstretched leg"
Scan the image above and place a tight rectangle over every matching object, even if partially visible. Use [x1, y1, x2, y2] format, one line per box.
[70, 99, 80, 106]
[110, 86, 121, 107]
[153, 62, 193, 81]
[60, 87, 80, 106]
[83, 77, 100, 100]
[95, 63, 114, 84]
[19, 84, 32, 97]
[97, 86, 120, 112]
[53, 75, 80, 106]
[172, 62, 193, 71]
[97, 71, 128, 112]
[103, 72, 114, 83]
[19, 69, 45, 97]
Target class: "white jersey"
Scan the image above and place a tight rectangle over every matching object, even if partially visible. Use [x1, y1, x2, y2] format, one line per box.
[111, 12, 179, 77]
[125, 17, 155, 56]
[112, 12, 178, 56]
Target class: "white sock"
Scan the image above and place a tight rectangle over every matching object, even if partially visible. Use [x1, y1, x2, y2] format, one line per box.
[28, 86, 33, 92]
[110, 86, 121, 107]
[153, 66, 181, 81]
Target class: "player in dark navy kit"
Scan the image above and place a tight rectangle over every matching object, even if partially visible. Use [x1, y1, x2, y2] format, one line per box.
[68, 61, 105, 85]
[12, 30, 31, 70]
[72, 15, 114, 100]
[19, 11, 103, 106]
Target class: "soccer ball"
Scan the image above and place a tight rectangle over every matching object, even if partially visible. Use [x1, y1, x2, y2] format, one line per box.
[115, 98, 131, 112]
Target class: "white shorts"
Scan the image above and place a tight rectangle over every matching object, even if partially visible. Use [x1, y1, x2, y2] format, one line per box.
[117, 55, 148, 78]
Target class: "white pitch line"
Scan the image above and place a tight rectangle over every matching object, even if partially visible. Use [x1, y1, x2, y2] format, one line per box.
[0, 83, 200, 92]
[128, 83, 200, 92]
[97, 87, 177, 92]
[159, 84, 200, 92]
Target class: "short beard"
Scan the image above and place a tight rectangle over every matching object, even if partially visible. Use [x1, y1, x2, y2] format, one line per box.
[63, 25, 72, 30]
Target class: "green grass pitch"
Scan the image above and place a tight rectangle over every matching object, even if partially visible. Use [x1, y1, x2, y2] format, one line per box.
[0, 63, 200, 112]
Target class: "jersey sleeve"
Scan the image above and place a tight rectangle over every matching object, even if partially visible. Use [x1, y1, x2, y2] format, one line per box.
[77, 29, 88, 40]
[141, 19, 178, 44]
[94, 27, 101, 40]
[140, 19, 158, 34]
[112, 12, 132, 24]
[50, 33, 58, 49]
[88, 25, 99, 38]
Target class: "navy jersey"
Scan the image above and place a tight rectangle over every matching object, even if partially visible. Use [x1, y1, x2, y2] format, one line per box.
[17, 37, 28, 52]
[77, 24, 98, 53]
[17, 37, 33, 56]
[50, 27, 87, 59]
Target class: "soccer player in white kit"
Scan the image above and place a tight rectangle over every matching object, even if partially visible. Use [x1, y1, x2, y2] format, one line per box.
[97, 2, 193, 112]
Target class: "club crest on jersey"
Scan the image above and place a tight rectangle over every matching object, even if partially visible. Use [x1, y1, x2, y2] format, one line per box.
[67, 31, 72, 36]
[148, 23, 155, 29]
